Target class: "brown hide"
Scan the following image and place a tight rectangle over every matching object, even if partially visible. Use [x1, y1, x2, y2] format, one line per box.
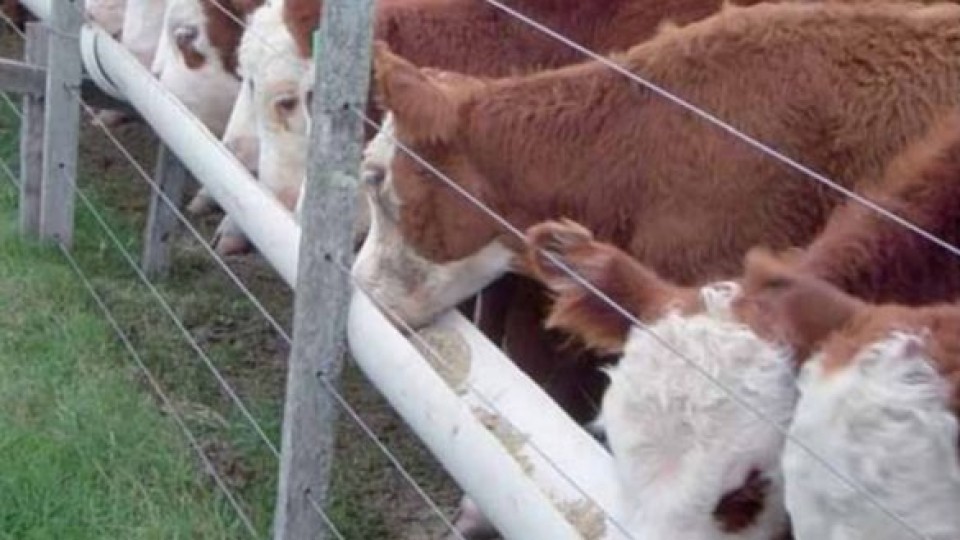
[359, 0, 768, 419]
[795, 113, 960, 305]
[739, 250, 960, 411]
[277, 0, 765, 423]
[524, 219, 701, 353]
[197, 0, 264, 75]
[283, 0, 321, 59]
[376, 2, 960, 284]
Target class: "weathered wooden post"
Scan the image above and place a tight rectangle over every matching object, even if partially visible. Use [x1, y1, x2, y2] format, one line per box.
[19, 21, 47, 236]
[39, 0, 83, 247]
[142, 145, 190, 277]
[274, 0, 376, 538]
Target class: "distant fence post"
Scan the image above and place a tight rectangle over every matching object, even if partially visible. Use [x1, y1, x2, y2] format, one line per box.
[142, 145, 189, 277]
[273, 0, 376, 538]
[19, 21, 47, 237]
[39, 0, 83, 247]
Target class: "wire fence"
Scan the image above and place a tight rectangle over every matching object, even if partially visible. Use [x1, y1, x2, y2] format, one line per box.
[196, 0, 952, 535]
[4, 0, 960, 538]
[0, 9, 462, 539]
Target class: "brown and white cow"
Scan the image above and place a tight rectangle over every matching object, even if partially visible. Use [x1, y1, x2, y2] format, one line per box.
[739, 253, 960, 540]
[524, 219, 795, 540]
[210, 0, 770, 254]
[523, 112, 960, 539]
[122, 0, 167, 69]
[87, 0, 127, 36]
[355, 1, 960, 333]
[153, 0, 262, 136]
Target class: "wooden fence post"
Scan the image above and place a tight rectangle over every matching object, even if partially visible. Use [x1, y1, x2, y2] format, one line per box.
[142, 144, 189, 277]
[19, 22, 46, 237]
[39, 0, 83, 247]
[273, 0, 376, 538]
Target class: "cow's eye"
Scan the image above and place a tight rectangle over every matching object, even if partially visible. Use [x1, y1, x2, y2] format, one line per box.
[274, 95, 299, 115]
[361, 163, 386, 188]
[173, 25, 199, 48]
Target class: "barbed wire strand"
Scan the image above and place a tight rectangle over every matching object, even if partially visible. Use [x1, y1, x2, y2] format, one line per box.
[59, 71, 465, 540]
[351, 108, 931, 540]
[36, 9, 464, 534]
[145, 3, 936, 535]
[12, 3, 937, 537]
[0, 8, 26, 39]
[0, 158, 261, 538]
[58, 165, 282, 459]
[0, 91, 23, 119]
[57, 243, 263, 539]
[0, 149, 17, 189]
[143, 4, 637, 533]
[480, 0, 960, 263]
[327, 255, 635, 539]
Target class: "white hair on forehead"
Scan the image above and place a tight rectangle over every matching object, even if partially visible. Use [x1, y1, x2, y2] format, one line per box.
[238, 1, 299, 79]
[786, 331, 960, 540]
[601, 282, 795, 539]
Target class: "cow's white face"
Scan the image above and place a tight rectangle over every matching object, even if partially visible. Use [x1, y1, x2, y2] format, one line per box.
[221, 1, 310, 210]
[602, 284, 794, 540]
[224, 2, 288, 177]
[87, 0, 127, 37]
[155, 0, 240, 136]
[122, 0, 167, 68]
[784, 332, 960, 540]
[254, 53, 312, 209]
[351, 115, 514, 328]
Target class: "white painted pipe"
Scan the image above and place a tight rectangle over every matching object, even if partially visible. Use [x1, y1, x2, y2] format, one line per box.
[424, 312, 628, 539]
[350, 298, 627, 539]
[82, 24, 302, 285]
[348, 293, 587, 540]
[20, 2, 625, 537]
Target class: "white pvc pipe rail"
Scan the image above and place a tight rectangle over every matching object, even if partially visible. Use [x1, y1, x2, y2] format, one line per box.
[19, 2, 625, 537]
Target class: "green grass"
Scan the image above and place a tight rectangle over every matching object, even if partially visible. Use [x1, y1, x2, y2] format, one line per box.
[0, 170, 250, 537]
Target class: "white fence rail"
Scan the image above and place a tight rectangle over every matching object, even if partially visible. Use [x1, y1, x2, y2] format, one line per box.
[6, 0, 621, 538]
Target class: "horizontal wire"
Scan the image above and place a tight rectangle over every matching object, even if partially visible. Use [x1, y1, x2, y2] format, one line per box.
[0, 8, 26, 39]
[8, 0, 934, 534]
[67, 85, 293, 344]
[46, 11, 458, 532]
[328, 256, 632, 540]
[5, 4, 458, 536]
[56, 242, 262, 539]
[63, 70, 461, 540]
[0, 134, 17, 189]
[180, 5, 628, 534]
[63, 165, 282, 459]
[351, 107, 929, 540]
[0, 91, 23, 120]
[480, 0, 960, 264]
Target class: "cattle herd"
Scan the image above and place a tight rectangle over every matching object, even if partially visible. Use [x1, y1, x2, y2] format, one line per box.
[6, 0, 960, 538]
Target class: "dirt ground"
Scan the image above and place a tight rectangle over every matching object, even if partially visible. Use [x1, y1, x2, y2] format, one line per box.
[0, 25, 462, 539]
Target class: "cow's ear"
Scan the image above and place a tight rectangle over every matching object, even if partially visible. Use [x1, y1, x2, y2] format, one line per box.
[740, 248, 862, 355]
[373, 41, 461, 144]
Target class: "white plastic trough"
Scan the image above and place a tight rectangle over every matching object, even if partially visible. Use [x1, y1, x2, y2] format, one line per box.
[19, 2, 627, 537]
